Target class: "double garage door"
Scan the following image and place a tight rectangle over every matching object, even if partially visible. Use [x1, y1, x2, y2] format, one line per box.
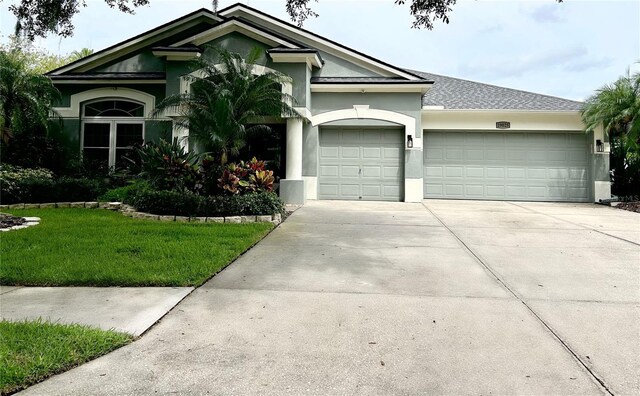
[423, 131, 589, 202]
[319, 127, 404, 201]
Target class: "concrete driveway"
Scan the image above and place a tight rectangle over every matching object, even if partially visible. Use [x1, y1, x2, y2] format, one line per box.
[23, 200, 639, 395]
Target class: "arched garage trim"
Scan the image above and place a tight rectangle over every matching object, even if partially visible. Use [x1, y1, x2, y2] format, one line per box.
[311, 105, 416, 143]
[310, 105, 424, 203]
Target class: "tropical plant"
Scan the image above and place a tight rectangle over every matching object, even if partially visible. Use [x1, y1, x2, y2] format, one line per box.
[0, 50, 60, 143]
[69, 48, 94, 62]
[217, 157, 276, 195]
[582, 68, 640, 197]
[132, 138, 202, 192]
[152, 46, 298, 164]
[582, 69, 640, 155]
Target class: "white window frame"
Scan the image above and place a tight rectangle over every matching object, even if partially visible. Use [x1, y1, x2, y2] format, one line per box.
[81, 99, 146, 168]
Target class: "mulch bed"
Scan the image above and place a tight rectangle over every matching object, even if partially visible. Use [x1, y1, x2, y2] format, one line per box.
[0, 213, 26, 229]
[616, 202, 640, 213]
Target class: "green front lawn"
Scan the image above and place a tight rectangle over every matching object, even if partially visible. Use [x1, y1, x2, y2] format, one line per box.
[0, 209, 273, 286]
[0, 320, 133, 394]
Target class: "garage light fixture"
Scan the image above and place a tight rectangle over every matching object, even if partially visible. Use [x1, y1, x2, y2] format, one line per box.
[596, 139, 604, 152]
[407, 135, 414, 148]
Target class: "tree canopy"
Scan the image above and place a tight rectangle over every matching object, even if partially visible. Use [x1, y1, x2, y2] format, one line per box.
[8, 0, 562, 40]
[0, 36, 93, 74]
[0, 50, 60, 143]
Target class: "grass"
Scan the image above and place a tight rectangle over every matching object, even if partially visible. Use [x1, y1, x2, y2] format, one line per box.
[0, 209, 273, 287]
[0, 319, 133, 394]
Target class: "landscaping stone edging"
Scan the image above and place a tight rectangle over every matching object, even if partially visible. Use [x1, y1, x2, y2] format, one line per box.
[0, 202, 282, 225]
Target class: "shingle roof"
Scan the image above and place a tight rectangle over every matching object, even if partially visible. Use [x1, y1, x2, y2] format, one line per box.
[408, 70, 583, 111]
[311, 77, 433, 84]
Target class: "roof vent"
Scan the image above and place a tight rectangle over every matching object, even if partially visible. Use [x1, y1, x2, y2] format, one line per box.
[496, 121, 511, 129]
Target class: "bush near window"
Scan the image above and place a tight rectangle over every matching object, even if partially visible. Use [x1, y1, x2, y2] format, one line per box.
[0, 133, 68, 174]
[0, 165, 109, 204]
[130, 190, 284, 217]
[96, 139, 284, 216]
[131, 138, 202, 192]
[129, 139, 276, 197]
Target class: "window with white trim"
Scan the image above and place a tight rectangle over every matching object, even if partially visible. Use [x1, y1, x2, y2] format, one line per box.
[81, 99, 145, 168]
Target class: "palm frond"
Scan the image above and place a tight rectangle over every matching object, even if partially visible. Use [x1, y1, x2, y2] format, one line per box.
[150, 45, 300, 163]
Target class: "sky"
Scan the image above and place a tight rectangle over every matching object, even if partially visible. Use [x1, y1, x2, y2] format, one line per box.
[1, 0, 638, 101]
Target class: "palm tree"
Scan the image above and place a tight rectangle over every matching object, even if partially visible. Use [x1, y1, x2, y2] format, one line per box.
[69, 48, 94, 62]
[582, 69, 640, 197]
[152, 46, 298, 164]
[582, 69, 640, 155]
[0, 50, 60, 144]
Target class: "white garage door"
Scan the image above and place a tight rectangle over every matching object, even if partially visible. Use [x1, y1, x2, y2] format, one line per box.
[319, 127, 404, 201]
[424, 131, 589, 202]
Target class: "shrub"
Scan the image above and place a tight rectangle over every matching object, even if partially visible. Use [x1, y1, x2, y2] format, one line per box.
[55, 177, 109, 202]
[131, 190, 284, 217]
[98, 182, 149, 203]
[0, 134, 67, 174]
[130, 190, 202, 216]
[0, 165, 109, 204]
[217, 158, 275, 195]
[611, 139, 640, 198]
[133, 139, 202, 192]
[199, 156, 224, 196]
[0, 165, 54, 204]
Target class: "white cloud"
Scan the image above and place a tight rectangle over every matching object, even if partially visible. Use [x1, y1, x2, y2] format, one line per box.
[528, 4, 565, 23]
[457, 46, 590, 79]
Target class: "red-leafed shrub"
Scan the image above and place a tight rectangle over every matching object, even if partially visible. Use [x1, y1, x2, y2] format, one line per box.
[217, 157, 275, 195]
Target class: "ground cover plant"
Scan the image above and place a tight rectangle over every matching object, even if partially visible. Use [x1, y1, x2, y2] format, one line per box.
[0, 319, 132, 394]
[0, 208, 273, 287]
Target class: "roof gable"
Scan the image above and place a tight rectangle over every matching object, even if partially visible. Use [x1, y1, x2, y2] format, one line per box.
[218, 3, 422, 81]
[48, 9, 222, 75]
[169, 16, 301, 49]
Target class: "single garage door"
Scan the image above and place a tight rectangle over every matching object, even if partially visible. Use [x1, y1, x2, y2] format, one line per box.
[319, 127, 404, 201]
[424, 131, 589, 202]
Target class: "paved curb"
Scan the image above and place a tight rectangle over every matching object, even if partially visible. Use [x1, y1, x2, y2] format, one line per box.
[0, 202, 282, 225]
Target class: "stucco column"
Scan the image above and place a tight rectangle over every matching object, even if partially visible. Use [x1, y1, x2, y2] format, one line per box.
[280, 117, 305, 205]
[285, 118, 303, 180]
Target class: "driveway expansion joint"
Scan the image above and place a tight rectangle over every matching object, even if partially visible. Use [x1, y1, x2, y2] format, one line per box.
[206, 286, 516, 301]
[507, 201, 640, 247]
[0, 286, 23, 295]
[421, 202, 616, 396]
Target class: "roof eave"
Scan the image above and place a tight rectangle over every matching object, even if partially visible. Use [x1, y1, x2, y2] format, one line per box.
[421, 107, 582, 114]
[311, 82, 433, 94]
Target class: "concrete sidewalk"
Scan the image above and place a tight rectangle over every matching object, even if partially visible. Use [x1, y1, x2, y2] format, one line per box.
[17, 200, 640, 395]
[0, 286, 193, 336]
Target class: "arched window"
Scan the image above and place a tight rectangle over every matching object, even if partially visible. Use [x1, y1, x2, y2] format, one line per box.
[81, 99, 145, 168]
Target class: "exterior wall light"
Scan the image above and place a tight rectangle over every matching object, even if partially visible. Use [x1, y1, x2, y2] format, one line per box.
[407, 135, 414, 148]
[596, 139, 604, 152]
